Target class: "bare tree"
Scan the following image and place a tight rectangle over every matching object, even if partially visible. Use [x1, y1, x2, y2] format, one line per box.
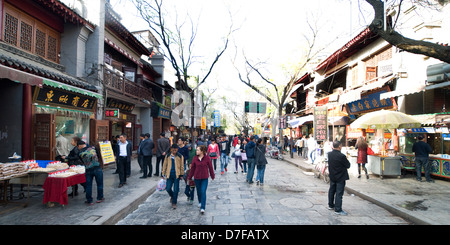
[234, 19, 327, 146]
[132, 0, 235, 91]
[365, 0, 450, 63]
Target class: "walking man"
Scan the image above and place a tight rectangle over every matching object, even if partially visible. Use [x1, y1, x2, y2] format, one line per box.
[162, 144, 184, 209]
[245, 136, 256, 184]
[155, 133, 171, 176]
[116, 134, 132, 188]
[327, 140, 350, 215]
[140, 133, 155, 178]
[412, 135, 434, 182]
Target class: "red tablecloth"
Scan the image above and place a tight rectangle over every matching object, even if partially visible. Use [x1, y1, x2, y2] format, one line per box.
[42, 174, 86, 205]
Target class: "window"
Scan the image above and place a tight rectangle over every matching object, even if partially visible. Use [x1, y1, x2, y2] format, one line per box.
[2, 3, 60, 63]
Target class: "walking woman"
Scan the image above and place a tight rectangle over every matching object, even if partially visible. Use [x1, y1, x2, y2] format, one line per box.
[188, 145, 215, 214]
[207, 138, 220, 171]
[241, 138, 248, 174]
[255, 138, 268, 186]
[355, 136, 369, 179]
[234, 139, 243, 173]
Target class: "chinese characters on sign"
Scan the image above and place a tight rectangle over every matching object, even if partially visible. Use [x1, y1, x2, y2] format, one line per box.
[34, 86, 96, 111]
[314, 106, 328, 141]
[106, 98, 135, 113]
[347, 87, 395, 115]
[105, 108, 119, 118]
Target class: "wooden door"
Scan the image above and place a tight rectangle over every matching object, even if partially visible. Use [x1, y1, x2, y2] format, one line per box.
[34, 114, 55, 160]
[90, 119, 110, 146]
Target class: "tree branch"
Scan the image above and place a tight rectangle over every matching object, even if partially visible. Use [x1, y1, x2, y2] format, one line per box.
[365, 0, 450, 63]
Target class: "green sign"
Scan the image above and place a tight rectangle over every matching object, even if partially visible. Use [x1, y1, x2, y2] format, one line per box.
[244, 101, 266, 113]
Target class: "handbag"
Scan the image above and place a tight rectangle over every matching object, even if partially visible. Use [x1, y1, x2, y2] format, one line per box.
[209, 152, 217, 158]
[241, 152, 247, 161]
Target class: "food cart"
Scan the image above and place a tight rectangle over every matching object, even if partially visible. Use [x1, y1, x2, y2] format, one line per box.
[349, 110, 422, 178]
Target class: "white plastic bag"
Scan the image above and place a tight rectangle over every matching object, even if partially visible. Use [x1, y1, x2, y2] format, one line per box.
[156, 178, 166, 191]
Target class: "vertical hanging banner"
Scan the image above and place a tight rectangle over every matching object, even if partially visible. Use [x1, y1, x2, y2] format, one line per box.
[314, 106, 328, 141]
[213, 110, 220, 127]
[201, 117, 207, 130]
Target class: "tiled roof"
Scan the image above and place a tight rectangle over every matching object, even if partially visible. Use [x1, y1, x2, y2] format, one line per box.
[0, 45, 98, 92]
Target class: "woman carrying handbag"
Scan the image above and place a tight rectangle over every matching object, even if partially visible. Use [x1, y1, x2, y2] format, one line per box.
[207, 138, 220, 171]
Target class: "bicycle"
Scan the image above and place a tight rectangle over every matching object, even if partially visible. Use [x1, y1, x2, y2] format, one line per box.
[313, 156, 330, 183]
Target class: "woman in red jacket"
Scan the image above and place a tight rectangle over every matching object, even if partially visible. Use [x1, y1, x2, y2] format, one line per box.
[207, 138, 220, 171]
[188, 145, 215, 214]
[355, 136, 369, 179]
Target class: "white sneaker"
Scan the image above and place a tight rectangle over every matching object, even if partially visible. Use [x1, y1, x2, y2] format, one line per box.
[200, 209, 205, 214]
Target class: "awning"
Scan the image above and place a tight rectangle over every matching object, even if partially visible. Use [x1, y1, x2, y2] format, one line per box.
[0, 63, 43, 87]
[288, 115, 314, 128]
[380, 77, 425, 100]
[339, 74, 395, 104]
[43, 79, 102, 99]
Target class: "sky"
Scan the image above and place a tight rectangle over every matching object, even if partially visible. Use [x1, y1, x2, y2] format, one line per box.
[109, 0, 373, 116]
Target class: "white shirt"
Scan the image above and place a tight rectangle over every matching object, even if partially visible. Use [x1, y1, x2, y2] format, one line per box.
[119, 140, 128, 156]
[234, 144, 241, 156]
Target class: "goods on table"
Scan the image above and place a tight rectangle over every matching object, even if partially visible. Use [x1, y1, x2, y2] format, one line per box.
[46, 161, 69, 170]
[48, 169, 77, 178]
[0, 162, 28, 180]
[68, 165, 85, 174]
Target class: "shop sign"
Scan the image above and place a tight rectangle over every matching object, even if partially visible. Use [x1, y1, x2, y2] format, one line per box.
[314, 106, 328, 141]
[33, 86, 96, 111]
[347, 87, 395, 115]
[213, 110, 220, 127]
[201, 117, 207, 130]
[158, 107, 172, 120]
[106, 98, 135, 113]
[98, 141, 115, 165]
[105, 108, 119, 118]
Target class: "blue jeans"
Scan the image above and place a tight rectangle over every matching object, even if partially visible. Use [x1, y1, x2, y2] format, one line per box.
[256, 165, 266, 183]
[85, 166, 104, 203]
[194, 178, 209, 210]
[166, 173, 180, 204]
[328, 180, 346, 212]
[415, 157, 431, 181]
[246, 158, 256, 183]
[220, 153, 229, 172]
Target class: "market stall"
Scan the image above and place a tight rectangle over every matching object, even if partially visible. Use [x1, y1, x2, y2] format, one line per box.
[350, 110, 422, 178]
[3, 160, 86, 207]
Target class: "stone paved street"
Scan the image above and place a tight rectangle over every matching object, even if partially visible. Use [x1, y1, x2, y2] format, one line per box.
[117, 157, 410, 225]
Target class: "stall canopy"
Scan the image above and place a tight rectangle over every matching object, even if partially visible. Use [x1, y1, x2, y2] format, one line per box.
[288, 115, 314, 128]
[350, 110, 421, 129]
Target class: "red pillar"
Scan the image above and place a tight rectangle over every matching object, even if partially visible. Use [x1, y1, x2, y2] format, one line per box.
[22, 84, 32, 160]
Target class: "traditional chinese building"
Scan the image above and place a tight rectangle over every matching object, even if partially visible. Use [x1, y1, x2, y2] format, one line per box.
[0, 0, 102, 161]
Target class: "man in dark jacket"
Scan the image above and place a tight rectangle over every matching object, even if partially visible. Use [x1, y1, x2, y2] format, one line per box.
[412, 135, 433, 182]
[327, 140, 350, 215]
[245, 136, 256, 183]
[116, 134, 132, 188]
[140, 133, 155, 178]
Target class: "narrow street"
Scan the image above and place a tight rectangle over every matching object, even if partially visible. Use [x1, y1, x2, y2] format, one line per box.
[117, 157, 409, 225]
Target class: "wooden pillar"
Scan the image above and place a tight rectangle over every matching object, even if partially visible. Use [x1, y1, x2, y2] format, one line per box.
[22, 84, 32, 160]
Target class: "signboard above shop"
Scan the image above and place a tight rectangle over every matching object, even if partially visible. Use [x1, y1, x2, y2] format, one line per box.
[347, 86, 396, 115]
[33, 86, 97, 111]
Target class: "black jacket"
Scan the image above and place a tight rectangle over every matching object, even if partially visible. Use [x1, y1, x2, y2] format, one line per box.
[327, 149, 350, 182]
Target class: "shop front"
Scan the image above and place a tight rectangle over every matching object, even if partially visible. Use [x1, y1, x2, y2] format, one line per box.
[32, 83, 101, 160]
[344, 86, 403, 177]
[105, 98, 138, 150]
[398, 113, 450, 179]
[151, 101, 172, 150]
